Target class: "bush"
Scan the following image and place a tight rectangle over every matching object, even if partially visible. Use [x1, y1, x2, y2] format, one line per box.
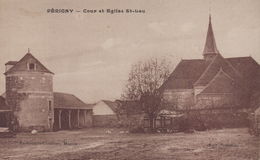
[129, 126, 145, 133]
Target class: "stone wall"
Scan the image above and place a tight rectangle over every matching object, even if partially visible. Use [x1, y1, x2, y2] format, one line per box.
[5, 72, 54, 131]
[195, 93, 234, 109]
[163, 89, 194, 110]
[187, 108, 249, 129]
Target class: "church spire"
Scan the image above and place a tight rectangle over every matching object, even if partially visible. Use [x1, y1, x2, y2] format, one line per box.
[203, 15, 219, 61]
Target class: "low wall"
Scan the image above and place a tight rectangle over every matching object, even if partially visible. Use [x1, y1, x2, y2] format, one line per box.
[93, 115, 118, 127]
[186, 108, 249, 129]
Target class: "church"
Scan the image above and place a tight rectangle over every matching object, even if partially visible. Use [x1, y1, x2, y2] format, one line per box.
[160, 16, 260, 112]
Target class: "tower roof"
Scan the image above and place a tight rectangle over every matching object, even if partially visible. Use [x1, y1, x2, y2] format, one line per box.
[203, 15, 219, 55]
[4, 51, 54, 75]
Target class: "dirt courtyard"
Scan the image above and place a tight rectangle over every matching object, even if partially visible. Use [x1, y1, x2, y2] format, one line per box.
[0, 128, 259, 160]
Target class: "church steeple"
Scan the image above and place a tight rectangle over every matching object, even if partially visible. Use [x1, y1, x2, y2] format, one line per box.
[203, 15, 219, 61]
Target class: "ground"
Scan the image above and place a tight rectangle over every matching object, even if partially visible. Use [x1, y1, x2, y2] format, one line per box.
[0, 128, 259, 160]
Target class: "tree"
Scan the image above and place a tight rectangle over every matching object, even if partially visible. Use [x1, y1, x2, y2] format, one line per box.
[122, 58, 171, 130]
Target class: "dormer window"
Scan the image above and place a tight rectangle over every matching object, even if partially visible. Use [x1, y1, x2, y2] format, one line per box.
[28, 63, 36, 70]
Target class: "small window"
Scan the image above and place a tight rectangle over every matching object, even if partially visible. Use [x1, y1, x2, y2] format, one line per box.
[29, 63, 36, 70]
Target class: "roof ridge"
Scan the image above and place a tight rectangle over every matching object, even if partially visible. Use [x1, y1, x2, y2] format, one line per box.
[218, 68, 235, 81]
[194, 54, 242, 86]
[225, 56, 251, 59]
[182, 59, 204, 61]
[198, 68, 234, 95]
[54, 92, 86, 104]
[194, 54, 218, 86]
[5, 53, 54, 75]
[220, 54, 243, 77]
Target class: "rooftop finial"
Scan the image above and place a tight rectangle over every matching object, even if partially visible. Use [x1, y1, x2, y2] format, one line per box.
[209, 0, 212, 17]
[28, 48, 30, 53]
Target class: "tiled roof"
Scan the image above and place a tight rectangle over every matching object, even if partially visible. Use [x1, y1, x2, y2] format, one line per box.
[199, 69, 235, 94]
[5, 53, 53, 75]
[102, 100, 119, 113]
[160, 55, 259, 91]
[5, 61, 18, 65]
[160, 59, 209, 89]
[194, 54, 241, 86]
[226, 57, 260, 83]
[54, 92, 93, 110]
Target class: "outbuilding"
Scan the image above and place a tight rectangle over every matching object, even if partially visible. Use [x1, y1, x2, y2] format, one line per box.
[92, 100, 119, 127]
[53, 92, 93, 130]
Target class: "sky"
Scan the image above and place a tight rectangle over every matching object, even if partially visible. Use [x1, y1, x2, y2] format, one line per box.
[0, 0, 260, 103]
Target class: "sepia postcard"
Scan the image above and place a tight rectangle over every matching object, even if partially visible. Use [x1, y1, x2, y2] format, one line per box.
[0, 0, 259, 160]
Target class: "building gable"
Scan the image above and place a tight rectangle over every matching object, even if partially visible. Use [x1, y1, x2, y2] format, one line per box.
[92, 101, 116, 115]
[5, 53, 53, 75]
[194, 54, 241, 86]
[199, 69, 236, 94]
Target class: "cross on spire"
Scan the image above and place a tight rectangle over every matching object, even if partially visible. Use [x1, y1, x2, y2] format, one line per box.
[28, 48, 30, 53]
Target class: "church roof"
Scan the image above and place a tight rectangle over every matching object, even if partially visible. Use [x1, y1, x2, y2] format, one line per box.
[4, 52, 53, 75]
[203, 15, 219, 55]
[226, 56, 259, 79]
[199, 69, 235, 94]
[160, 56, 259, 90]
[194, 54, 241, 86]
[160, 16, 260, 93]
[160, 59, 209, 89]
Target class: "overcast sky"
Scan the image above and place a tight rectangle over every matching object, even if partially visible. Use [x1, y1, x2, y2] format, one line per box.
[0, 0, 259, 103]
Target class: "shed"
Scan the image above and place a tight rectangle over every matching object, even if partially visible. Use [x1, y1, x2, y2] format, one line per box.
[53, 92, 93, 130]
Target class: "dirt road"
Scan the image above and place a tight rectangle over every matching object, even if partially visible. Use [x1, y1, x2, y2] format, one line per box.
[0, 128, 259, 160]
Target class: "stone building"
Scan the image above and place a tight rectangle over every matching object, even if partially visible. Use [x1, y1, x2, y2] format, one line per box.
[3, 51, 92, 132]
[4, 52, 54, 131]
[160, 16, 260, 111]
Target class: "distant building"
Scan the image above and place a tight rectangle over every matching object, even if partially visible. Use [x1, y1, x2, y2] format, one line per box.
[92, 100, 120, 127]
[160, 16, 260, 111]
[2, 51, 93, 132]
